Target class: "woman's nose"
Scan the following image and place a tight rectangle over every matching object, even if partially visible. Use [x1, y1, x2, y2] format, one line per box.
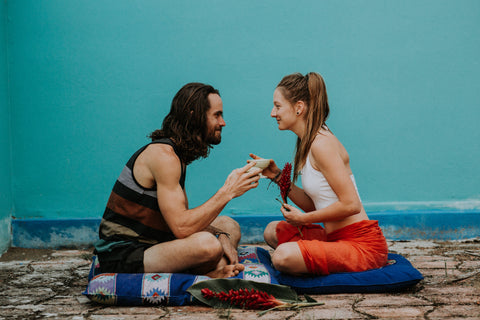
[270, 107, 276, 118]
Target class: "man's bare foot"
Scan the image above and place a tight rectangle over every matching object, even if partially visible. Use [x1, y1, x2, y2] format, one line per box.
[206, 263, 245, 278]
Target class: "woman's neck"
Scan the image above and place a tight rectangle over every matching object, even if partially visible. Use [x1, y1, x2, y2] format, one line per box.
[291, 119, 307, 139]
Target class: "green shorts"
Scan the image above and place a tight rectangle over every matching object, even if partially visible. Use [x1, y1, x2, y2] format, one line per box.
[95, 241, 154, 273]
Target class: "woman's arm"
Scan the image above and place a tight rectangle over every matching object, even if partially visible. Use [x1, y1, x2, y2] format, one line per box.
[281, 136, 362, 226]
[283, 183, 316, 213]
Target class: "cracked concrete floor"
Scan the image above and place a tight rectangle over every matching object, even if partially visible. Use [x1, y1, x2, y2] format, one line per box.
[0, 239, 479, 319]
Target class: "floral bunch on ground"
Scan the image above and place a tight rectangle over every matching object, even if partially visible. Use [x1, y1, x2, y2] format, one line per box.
[188, 279, 323, 316]
[201, 288, 284, 310]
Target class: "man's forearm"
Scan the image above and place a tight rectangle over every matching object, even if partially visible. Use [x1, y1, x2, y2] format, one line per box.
[165, 164, 259, 239]
[171, 187, 232, 238]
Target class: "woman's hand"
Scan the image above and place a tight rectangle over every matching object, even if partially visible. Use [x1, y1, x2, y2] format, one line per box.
[280, 204, 306, 227]
[249, 153, 281, 180]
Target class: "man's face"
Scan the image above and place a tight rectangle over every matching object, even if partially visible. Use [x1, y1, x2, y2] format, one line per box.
[205, 93, 226, 145]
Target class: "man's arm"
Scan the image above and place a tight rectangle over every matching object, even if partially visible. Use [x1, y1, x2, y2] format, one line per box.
[145, 144, 260, 239]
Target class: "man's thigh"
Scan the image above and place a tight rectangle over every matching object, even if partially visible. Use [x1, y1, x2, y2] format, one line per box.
[143, 231, 222, 273]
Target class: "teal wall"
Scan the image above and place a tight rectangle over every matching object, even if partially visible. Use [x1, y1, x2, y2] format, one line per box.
[0, 0, 12, 253]
[5, 1, 480, 225]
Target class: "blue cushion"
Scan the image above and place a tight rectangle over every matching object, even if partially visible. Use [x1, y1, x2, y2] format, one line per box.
[83, 246, 423, 306]
[83, 245, 276, 306]
[273, 253, 424, 294]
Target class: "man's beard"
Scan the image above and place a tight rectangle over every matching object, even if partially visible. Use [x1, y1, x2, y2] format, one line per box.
[205, 129, 222, 145]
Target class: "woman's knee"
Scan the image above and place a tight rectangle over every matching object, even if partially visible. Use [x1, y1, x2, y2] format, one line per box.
[271, 243, 302, 273]
[263, 221, 280, 248]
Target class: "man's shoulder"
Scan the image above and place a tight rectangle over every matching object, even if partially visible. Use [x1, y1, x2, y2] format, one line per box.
[140, 143, 183, 177]
[143, 142, 179, 162]
[135, 142, 182, 183]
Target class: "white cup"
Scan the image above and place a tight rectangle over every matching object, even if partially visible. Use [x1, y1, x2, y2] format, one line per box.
[247, 159, 271, 177]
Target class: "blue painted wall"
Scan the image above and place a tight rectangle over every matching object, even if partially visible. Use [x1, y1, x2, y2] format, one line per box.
[4, 1, 480, 228]
[0, 0, 12, 254]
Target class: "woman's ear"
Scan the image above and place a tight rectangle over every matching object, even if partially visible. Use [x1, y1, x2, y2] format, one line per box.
[295, 101, 306, 116]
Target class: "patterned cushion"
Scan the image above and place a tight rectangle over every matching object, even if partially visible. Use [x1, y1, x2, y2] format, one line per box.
[83, 246, 423, 306]
[83, 245, 276, 306]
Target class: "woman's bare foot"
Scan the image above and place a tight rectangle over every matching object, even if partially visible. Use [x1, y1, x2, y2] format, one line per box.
[206, 263, 245, 278]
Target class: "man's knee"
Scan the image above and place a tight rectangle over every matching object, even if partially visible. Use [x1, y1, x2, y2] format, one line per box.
[215, 216, 240, 232]
[213, 216, 241, 242]
[193, 232, 224, 262]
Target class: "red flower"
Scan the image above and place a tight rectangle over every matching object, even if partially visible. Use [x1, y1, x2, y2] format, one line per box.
[277, 162, 303, 238]
[279, 163, 292, 203]
[201, 288, 285, 310]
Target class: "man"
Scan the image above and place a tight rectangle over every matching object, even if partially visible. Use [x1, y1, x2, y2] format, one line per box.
[94, 83, 261, 278]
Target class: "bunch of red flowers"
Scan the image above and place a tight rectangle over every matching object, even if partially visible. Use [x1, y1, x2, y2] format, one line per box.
[277, 162, 304, 237]
[279, 162, 292, 203]
[201, 288, 285, 310]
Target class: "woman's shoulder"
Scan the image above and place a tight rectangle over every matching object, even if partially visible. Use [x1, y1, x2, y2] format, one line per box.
[310, 130, 348, 167]
[312, 129, 337, 151]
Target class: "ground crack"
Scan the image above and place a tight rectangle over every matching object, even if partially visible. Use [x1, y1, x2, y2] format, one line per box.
[413, 293, 439, 320]
[351, 295, 378, 319]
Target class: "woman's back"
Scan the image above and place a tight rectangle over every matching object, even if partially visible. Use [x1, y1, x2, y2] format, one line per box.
[307, 129, 369, 233]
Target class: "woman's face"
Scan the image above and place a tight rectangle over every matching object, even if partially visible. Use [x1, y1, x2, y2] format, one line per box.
[271, 88, 297, 131]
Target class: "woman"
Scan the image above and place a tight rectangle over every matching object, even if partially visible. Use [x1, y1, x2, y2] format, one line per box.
[251, 72, 388, 276]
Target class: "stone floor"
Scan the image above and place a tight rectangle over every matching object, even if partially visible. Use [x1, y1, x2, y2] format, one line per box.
[0, 239, 479, 319]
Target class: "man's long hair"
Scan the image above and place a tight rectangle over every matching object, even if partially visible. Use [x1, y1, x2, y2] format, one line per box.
[149, 83, 220, 164]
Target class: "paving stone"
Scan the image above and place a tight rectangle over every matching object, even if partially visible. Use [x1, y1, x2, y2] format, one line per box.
[358, 306, 434, 318]
[461, 260, 480, 268]
[389, 240, 439, 252]
[428, 304, 480, 318]
[91, 306, 167, 315]
[311, 293, 362, 307]
[428, 294, 480, 304]
[357, 295, 431, 307]
[89, 315, 165, 320]
[421, 286, 479, 296]
[413, 260, 458, 269]
[420, 268, 465, 278]
[295, 308, 362, 319]
[50, 250, 90, 257]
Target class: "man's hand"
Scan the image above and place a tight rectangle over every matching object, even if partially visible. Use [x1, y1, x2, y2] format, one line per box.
[217, 233, 238, 265]
[221, 162, 261, 200]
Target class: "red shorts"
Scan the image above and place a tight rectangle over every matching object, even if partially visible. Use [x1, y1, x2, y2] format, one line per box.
[276, 220, 388, 275]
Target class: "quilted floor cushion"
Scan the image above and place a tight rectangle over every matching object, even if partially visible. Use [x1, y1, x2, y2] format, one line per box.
[83, 246, 423, 306]
[83, 246, 275, 306]
[274, 253, 424, 294]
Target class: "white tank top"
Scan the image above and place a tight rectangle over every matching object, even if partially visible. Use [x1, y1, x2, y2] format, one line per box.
[301, 154, 361, 209]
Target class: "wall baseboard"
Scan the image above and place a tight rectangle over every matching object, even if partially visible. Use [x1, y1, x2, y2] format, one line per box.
[11, 210, 480, 249]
